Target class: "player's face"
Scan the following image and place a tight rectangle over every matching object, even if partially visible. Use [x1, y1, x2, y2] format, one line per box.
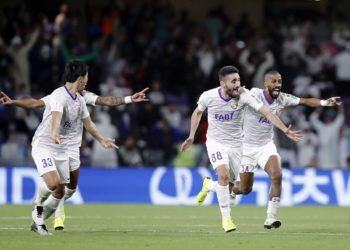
[265, 74, 282, 99]
[77, 73, 88, 92]
[221, 73, 241, 98]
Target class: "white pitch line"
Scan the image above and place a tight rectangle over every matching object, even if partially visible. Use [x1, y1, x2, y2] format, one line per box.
[0, 226, 349, 237]
[0, 214, 346, 220]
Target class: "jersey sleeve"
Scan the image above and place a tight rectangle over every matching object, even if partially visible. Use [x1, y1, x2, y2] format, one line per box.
[81, 101, 90, 119]
[197, 92, 209, 111]
[83, 91, 99, 106]
[240, 88, 263, 111]
[49, 91, 66, 112]
[280, 92, 300, 107]
[40, 95, 50, 107]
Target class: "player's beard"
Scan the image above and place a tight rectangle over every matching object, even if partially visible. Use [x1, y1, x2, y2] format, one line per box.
[225, 85, 239, 98]
[268, 86, 280, 99]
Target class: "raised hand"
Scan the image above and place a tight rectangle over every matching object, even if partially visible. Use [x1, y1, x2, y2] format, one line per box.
[180, 137, 194, 152]
[324, 96, 342, 106]
[0, 91, 13, 105]
[284, 125, 302, 142]
[131, 87, 149, 103]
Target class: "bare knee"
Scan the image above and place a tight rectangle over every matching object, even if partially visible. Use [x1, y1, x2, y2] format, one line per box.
[52, 185, 65, 199]
[241, 186, 252, 195]
[218, 172, 230, 185]
[46, 182, 59, 192]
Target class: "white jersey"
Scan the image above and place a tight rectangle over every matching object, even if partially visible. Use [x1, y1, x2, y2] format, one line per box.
[82, 91, 99, 107]
[38, 90, 99, 149]
[32, 86, 90, 151]
[243, 88, 300, 146]
[197, 87, 263, 147]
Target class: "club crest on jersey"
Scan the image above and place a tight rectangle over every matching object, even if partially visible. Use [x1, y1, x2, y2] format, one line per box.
[230, 100, 238, 109]
[64, 121, 72, 129]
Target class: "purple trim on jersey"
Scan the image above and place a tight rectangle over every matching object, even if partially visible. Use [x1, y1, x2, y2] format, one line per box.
[218, 88, 231, 102]
[263, 90, 274, 105]
[64, 85, 77, 100]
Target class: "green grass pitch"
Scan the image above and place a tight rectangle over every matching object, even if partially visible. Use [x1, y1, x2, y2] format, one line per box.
[0, 205, 349, 250]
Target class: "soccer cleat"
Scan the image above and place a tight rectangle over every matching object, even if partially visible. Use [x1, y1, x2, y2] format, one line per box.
[54, 206, 65, 230]
[197, 177, 211, 206]
[222, 217, 237, 233]
[54, 217, 64, 231]
[32, 205, 44, 226]
[30, 222, 52, 236]
[264, 218, 282, 229]
[61, 206, 65, 223]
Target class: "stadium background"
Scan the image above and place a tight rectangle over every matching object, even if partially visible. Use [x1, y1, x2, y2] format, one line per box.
[0, 0, 349, 206]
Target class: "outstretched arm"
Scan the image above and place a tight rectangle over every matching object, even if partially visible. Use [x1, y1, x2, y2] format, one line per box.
[95, 87, 149, 106]
[259, 105, 302, 141]
[180, 107, 203, 152]
[82, 116, 118, 149]
[95, 96, 124, 106]
[299, 96, 342, 107]
[0, 91, 45, 109]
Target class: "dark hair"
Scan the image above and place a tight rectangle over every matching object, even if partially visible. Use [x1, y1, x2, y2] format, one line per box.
[218, 66, 239, 81]
[264, 70, 280, 81]
[62, 60, 89, 83]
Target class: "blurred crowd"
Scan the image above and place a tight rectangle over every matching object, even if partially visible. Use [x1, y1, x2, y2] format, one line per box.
[0, 0, 350, 169]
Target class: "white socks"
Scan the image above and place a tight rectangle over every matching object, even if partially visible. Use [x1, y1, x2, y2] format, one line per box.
[55, 188, 76, 218]
[205, 180, 217, 192]
[216, 184, 231, 220]
[267, 197, 280, 219]
[34, 182, 52, 206]
[43, 195, 61, 220]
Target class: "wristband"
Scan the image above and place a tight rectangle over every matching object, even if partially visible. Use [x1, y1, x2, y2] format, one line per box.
[124, 96, 133, 104]
[320, 100, 327, 106]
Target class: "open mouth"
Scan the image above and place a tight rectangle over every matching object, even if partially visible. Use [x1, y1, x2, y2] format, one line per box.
[232, 87, 239, 93]
[272, 88, 280, 96]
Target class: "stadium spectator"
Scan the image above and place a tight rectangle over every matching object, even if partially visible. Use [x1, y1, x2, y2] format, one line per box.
[310, 106, 345, 169]
[118, 136, 143, 167]
[0, 0, 349, 169]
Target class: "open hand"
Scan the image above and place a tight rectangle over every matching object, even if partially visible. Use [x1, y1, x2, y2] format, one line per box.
[284, 125, 302, 142]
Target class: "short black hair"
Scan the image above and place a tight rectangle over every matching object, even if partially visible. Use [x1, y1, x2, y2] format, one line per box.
[264, 70, 280, 81]
[218, 66, 239, 81]
[62, 60, 89, 83]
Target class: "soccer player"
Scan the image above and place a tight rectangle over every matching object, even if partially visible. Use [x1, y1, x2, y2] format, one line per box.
[28, 60, 117, 235]
[197, 70, 341, 230]
[180, 66, 301, 233]
[234, 70, 341, 229]
[0, 88, 148, 231]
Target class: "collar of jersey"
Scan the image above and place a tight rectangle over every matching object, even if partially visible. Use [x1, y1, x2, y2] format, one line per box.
[218, 88, 233, 102]
[262, 90, 274, 105]
[64, 85, 77, 101]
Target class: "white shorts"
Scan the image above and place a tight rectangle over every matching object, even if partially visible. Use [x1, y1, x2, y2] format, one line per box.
[68, 147, 80, 172]
[32, 146, 70, 184]
[206, 140, 241, 182]
[240, 141, 280, 173]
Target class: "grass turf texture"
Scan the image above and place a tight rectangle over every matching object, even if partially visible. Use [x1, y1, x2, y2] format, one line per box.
[0, 205, 349, 250]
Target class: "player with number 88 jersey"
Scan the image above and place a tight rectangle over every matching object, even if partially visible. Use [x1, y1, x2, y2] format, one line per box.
[180, 66, 301, 233]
